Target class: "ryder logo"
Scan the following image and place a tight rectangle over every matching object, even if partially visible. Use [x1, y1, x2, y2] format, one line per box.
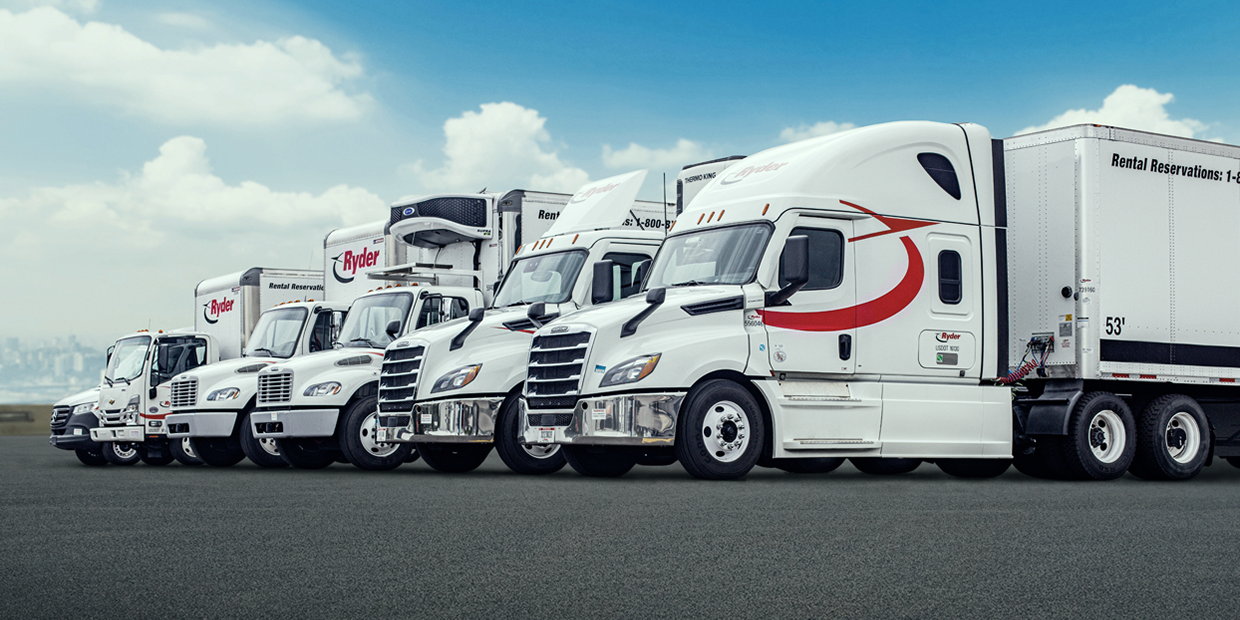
[936, 332, 962, 343]
[331, 246, 381, 284]
[568, 182, 621, 204]
[719, 162, 790, 185]
[202, 297, 235, 325]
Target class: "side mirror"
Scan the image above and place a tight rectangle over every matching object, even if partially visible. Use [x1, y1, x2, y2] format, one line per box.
[468, 307, 485, 322]
[766, 235, 810, 307]
[526, 302, 547, 328]
[385, 320, 401, 338]
[646, 287, 666, 305]
[621, 287, 666, 338]
[591, 260, 615, 305]
[450, 307, 487, 351]
[149, 386, 158, 400]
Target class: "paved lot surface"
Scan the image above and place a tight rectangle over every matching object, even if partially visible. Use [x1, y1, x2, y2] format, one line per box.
[4, 436, 1240, 619]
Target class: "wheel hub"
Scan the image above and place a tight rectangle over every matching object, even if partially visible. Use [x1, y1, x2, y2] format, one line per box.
[522, 443, 560, 459]
[360, 412, 398, 457]
[1088, 410, 1125, 464]
[1165, 411, 1201, 464]
[701, 401, 749, 463]
[181, 437, 197, 459]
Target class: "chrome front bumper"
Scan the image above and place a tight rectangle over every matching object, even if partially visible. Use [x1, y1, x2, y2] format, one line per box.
[522, 392, 685, 446]
[250, 408, 340, 439]
[90, 425, 146, 443]
[384, 396, 503, 444]
[165, 411, 237, 438]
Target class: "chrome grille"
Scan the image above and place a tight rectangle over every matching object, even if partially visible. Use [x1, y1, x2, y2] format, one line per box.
[170, 377, 198, 409]
[378, 345, 425, 413]
[257, 371, 293, 404]
[50, 405, 71, 430]
[525, 330, 591, 409]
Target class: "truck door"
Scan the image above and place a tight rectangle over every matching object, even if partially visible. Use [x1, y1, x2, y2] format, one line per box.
[763, 217, 856, 375]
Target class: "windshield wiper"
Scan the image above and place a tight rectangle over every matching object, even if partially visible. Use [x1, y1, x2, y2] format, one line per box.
[669, 280, 710, 287]
[113, 377, 131, 385]
[348, 337, 383, 348]
[250, 347, 276, 357]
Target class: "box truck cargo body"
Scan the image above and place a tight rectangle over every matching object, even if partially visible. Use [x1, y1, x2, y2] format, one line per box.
[521, 121, 1240, 482]
[194, 269, 324, 360]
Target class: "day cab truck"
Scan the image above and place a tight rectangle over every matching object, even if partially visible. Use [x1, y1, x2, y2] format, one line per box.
[522, 121, 1240, 481]
[374, 169, 671, 474]
[48, 384, 106, 465]
[248, 188, 579, 470]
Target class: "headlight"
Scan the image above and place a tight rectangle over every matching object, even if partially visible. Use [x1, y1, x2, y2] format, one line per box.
[431, 365, 482, 394]
[599, 354, 661, 387]
[72, 402, 98, 415]
[207, 387, 240, 401]
[303, 382, 342, 397]
[122, 395, 140, 422]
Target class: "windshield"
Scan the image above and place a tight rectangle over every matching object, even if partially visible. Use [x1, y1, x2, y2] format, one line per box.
[105, 336, 151, 383]
[492, 250, 588, 307]
[645, 223, 773, 289]
[245, 307, 308, 358]
[152, 337, 208, 386]
[337, 293, 413, 348]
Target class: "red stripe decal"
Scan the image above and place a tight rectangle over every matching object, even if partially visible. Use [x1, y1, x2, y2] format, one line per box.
[1221, 378, 1236, 383]
[1139, 374, 1156, 380]
[1112, 373, 1130, 378]
[839, 200, 936, 242]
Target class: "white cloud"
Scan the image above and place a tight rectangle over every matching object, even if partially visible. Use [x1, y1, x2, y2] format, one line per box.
[779, 120, 856, 143]
[0, 136, 385, 340]
[409, 102, 590, 194]
[601, 139, 711, 170]
[155, 12, 213, 31]
[0, 6, 371, 124]
[0, 0, 97, 14]
[1016, 84, 1208, 137]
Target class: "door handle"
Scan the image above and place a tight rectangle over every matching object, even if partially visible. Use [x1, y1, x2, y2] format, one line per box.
[839, 334, 852, 361]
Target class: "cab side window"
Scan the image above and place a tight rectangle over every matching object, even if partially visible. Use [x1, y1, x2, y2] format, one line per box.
[778, 227, 844, 291]
[308, 311, 335, 352]
[602, 252, 653, 299]
[415, 296, 471, 329]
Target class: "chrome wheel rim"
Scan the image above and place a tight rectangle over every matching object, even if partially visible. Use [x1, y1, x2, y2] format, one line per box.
[360, 412, 398, 457]
[701, 400, 749, 463]
[181, 438, 197, 459]
[1088, 410, 1126, 464]
[259, 436, 280, 457]
[1165, 411, 1201, 464]
[113, 443, 138, 459]
[521, 442, 560, 459]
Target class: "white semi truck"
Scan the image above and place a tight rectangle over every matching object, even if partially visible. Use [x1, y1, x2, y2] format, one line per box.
[522, 121, 1240, 482]
[248, 188, 588, 470]
[373, 170, 671, 474]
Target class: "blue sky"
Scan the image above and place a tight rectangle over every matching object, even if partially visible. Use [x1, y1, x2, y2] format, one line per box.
[1, 0, 1237, 346]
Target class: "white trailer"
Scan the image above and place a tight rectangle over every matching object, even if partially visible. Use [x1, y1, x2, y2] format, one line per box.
[675, 156, 745, 215]
[521, 121, 1240, 482]
[194, 268, 324, 360]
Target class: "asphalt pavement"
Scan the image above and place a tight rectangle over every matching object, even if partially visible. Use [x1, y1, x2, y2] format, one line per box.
[4, 436, 1240, 619]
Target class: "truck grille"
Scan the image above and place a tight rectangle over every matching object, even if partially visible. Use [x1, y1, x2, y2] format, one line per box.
[378, 345, 425, 413]
[525, 330, 591, 409]
[257, 371, 293, 404]
[50, 405, 71, 430]
[170, 377, 198, 408]
[527, 413, 574, 426]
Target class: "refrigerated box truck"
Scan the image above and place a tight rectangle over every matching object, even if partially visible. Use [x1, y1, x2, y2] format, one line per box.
[522, 121, 1240, 482]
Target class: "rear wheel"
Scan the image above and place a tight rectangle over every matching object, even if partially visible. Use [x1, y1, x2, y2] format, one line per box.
[494, 396, 565, 475]
[193, 436, 246, 467]
[563, 445, 636, 478]
[774, 457, 845, 474]
[937, 458, 1011, 478]
[850, 457, 921, 475]
[75, 448, 107, 466]
[277, 438, 337, 469]
[138, 444, 175, 466]
[101, 442, 140, 466]
[239, 412, 287, 468]
[674, 379, 765, 480]
[340, 396, 412, 471]
[1129, 394, 1210, 481]
[1050, 392, 1135, 480]
[171, 437, 202, 466]
[417, 443, 492, 473]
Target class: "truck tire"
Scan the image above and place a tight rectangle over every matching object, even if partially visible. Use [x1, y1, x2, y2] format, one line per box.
[1050, 391, 1136, 481]
[635, 448, 678, 467]
[239, 412, 287, 468]
[171, 437, 203, 466]
[340, 396, 412, 471]
[563, 445, 636, 477]
[101, 442, 140, 466]
[404, 449, 421, 463]
[75, 448, 107, 466]
[417, 443, 492, 473]
[494, 396, 565, 475]
[193, 437, 246, 467]
[277, 438, 337, 469]
[850, 457, 921, 475]
[674, 379, 766, 480]
[1226, 457, 1240, 469]
[773, 457, 845, 474]
[1129, 394, 1210, 481]
[937, 458, 1011, 478]
[138, 444, 175, 466]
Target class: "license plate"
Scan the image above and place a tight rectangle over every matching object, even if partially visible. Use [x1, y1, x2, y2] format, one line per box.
[538, 428, 555, 443]
[376, 428, 388, 442]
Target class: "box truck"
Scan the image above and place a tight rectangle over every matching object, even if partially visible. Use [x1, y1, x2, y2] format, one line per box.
[521, 121, 1240, 481]
[248, 188, 590, 470]
[372, 170, 671, 474]
[195, 269, 325, 360]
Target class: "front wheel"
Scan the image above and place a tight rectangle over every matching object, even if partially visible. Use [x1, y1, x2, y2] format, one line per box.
[171, 437, 202, 466]
[340, 396, 412, 471]
[75, 448, 107, 466]
[563, 445, 636, 477]
[494, 397, 565, 475]
[101, 442, 140, 466]
[277, 438, 337, 469]
[774, 457, 845, 474]
[193, 436, 246, 467]
[417, 443, 492, 473]
[937, 458, 1011, 478]
[239, 412, 287, 468]
[674, 379, 765, 480]
[1129, 394, 1210, 481]
[850, 457, 921, 475]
